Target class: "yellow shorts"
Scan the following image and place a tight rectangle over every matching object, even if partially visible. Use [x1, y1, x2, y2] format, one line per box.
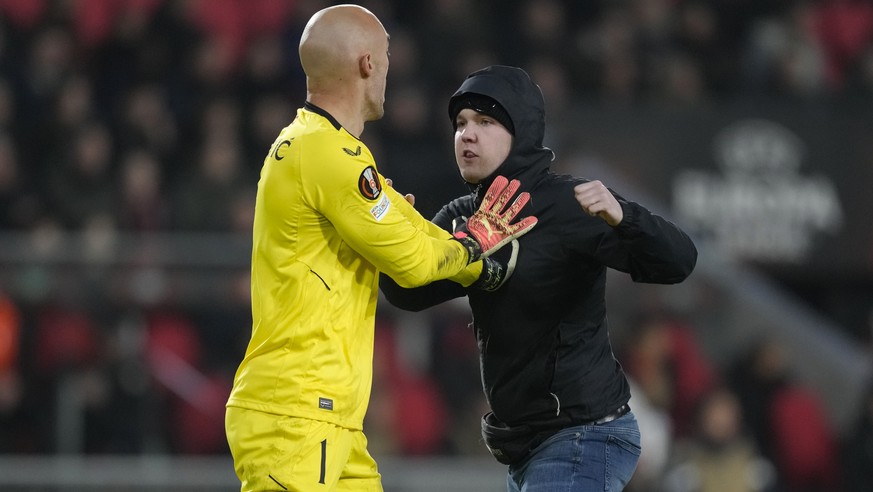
[226, 406, 382, 492]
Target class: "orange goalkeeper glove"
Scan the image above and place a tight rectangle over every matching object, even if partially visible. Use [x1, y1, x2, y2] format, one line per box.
[452, 175, 537, 262]
[453, 216, 520, 291]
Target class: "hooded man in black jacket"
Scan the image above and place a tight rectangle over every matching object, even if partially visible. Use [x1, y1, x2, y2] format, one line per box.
[380, 65, 697, 491]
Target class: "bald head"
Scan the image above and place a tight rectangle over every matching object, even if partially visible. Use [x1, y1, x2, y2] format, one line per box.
[298, 4, 390, 134]
[299, 4, 387, 88]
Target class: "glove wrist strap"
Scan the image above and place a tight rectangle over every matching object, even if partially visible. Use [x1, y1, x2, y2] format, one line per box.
[471, 257, 506, 291]
[452, 231, 482, 263]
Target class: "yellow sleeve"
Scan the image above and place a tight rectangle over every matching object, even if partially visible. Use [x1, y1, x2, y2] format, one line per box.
[385, 185, 482, 287]
[302, 136, 470, 287]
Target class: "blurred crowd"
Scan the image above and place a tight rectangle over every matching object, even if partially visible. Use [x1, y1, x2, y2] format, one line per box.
[1, 1, 873, 491]
[2, 0, 873, 232]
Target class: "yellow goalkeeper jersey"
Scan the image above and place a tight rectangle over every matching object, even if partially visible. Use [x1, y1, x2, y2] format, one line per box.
[226, 103, 479, 430]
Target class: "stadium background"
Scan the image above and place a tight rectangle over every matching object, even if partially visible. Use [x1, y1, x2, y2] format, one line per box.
[0, 0, 872, 490]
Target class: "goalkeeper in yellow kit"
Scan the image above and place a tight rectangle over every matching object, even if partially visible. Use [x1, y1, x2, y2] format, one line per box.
[224, 5, 537, 492]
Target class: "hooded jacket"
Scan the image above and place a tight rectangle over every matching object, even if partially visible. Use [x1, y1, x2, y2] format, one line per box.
[380, 65, 697, 427]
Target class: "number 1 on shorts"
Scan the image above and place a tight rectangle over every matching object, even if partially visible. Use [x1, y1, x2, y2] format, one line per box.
[319, 439, 327, 484]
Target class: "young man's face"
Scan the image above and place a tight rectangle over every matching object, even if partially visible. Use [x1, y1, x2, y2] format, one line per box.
[453, 108, 513, 184]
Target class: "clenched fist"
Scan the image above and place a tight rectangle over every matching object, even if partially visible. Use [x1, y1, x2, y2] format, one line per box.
[574, 180, 623, 226]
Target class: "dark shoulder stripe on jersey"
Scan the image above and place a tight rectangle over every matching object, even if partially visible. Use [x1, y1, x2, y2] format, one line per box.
[304, 101, 342, 131]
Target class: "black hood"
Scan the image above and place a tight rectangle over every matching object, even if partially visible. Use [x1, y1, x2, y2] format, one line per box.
[448, 65, 554, 197]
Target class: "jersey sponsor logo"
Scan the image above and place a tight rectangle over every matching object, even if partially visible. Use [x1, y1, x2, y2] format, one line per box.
[369, 194, 391, 222]
[358, 166, 381, 200]
[318, 397, 333, 410]
[343, 145, 362, 156]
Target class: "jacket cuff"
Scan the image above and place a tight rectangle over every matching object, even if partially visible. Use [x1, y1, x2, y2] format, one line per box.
[613, 199, 643, 238]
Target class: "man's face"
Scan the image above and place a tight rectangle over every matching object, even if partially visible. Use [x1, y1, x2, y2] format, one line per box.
[364, 33, 390, 121]
[453, 108, 513, 183]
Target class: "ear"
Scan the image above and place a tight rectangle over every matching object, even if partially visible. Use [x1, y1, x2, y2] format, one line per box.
[359, 52, 373, 78]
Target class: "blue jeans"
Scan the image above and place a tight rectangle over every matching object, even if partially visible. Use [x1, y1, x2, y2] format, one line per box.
[506, 411, 641, 492]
